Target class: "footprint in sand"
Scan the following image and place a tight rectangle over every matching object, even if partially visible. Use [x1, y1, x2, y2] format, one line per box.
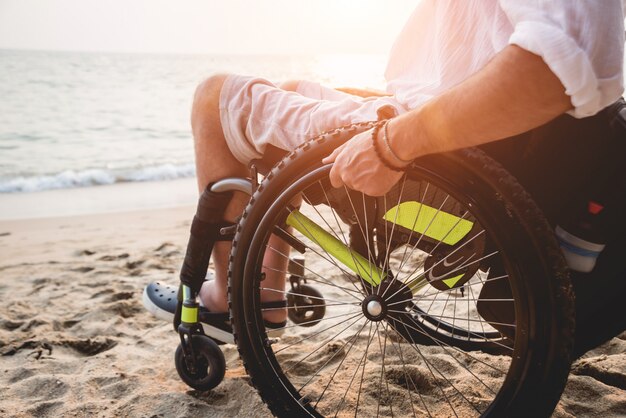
[0, 318, 25, 331]
[13, 375, 69, 400]
[76, 249, 96, 256]
[154, 242, 181, 259]
[70, 266, 95, 273]
[1, 337, 117, 358]
[385, 365, 436, 392]
[21, 318, 49, 332]
[104, 300, 142, 318]
[27, 401, 64, 417]
[98, 253, 129, 261]
[0, 340, 53, 359]
[154, 242, 175, 252]
[61, 337, 118, 356]
[29, 277, 51, 294]
[125, 259, 145, 270]
[572, 355, 626, 390]
[90, 288, 115, 299]
[106, 291, 135, 302]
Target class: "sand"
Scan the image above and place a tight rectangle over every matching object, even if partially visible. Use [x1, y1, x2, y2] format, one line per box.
[0, 182, 624, 417]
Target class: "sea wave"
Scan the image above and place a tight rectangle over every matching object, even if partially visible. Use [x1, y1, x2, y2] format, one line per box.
[0, 163, 195, 193]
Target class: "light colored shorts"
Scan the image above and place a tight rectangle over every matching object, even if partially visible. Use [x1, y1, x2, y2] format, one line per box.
[219, 75, 409, 164]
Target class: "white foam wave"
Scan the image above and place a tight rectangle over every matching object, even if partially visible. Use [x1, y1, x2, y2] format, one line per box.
[0, 163, 195, 193]
[124, 163, 195, 182]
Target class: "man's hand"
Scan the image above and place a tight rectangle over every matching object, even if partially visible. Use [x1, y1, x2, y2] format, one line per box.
[322, 127, 404, 196]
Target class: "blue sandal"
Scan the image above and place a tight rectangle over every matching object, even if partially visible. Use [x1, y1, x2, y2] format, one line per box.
[142, 281, 287, 345]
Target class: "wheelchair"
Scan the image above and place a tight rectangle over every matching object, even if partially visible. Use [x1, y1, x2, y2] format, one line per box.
[168, 99, 626, 417]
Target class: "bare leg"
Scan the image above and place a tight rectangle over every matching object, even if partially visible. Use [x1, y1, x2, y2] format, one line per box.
[191, 75, 300, 323]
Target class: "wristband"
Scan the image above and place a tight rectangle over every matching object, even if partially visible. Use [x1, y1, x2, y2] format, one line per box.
[371, 121, 408, 172]
[383, 121, 413, 165]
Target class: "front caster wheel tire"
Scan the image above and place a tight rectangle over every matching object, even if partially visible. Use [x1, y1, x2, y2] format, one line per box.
[287, 284, 326, 327]
[175, 334, 225, 391]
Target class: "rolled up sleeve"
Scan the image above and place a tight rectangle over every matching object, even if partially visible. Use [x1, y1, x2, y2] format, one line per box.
[500, 0, 625, 118]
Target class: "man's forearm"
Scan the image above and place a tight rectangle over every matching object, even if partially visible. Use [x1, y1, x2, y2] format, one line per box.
[389, 45, 573, 160]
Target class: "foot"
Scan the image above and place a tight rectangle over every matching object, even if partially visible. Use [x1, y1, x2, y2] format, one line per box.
[142, 281, 287, 345]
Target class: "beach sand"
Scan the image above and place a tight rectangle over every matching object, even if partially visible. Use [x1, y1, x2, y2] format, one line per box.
[0, 181, 624, 417]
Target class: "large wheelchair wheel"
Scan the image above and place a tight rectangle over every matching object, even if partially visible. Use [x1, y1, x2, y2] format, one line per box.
[229, 123, 575, 417]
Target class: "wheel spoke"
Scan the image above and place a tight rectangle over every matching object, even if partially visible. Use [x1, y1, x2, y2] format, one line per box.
[375, 319, 394, 418]
[269, 310, 363, 332]
[292, 315, 367, 388]
[389, 325, 460, 417]
[417, 273, 508, 299]
[391, 190, 451, 287]
[263, 264, 363, 300]
[402, 311, 515, 330]
[260, 287, 353, 305]
[394, 181, 428, 274]
[378, 174, 408, 298]
[342, 186, 379, 291]
[303, 188, 371, 298]
[388, 313, 510, 373]
[285, 205, 366, 290]
[273, 312, 363, 354]
[334, 321, 376, 417]
[387, 325, 424, 418]
[312, 319, 370, 411]
[263, 246, 364, 300]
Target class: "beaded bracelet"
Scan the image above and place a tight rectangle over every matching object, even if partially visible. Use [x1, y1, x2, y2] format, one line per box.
[371, 120, 408, 172]
[383, 121, 413, 165]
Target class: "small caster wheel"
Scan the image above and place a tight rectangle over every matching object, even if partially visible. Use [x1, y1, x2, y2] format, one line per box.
[175, 334, 225, 391]
[287, 284, 325, 327]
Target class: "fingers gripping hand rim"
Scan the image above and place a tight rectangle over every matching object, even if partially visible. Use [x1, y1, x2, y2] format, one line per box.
[322, 141, 350, 189]
[322, 126, 405, 196]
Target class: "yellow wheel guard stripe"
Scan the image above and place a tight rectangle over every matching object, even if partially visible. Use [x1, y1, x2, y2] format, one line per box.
[286, 210, 384, 286]
[285, 202, 473, 290]
[383, 202, 473, 245]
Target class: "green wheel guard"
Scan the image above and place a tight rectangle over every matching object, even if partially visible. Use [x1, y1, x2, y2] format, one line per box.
[286, 202, 474, 291]
[286, 210, 384, 287]
[383, 201, 473, 246]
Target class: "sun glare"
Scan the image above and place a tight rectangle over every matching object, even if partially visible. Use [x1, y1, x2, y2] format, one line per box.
[312, 54, 388, 90]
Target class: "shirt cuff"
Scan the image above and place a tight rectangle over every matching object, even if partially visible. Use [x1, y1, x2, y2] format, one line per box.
[509, 20, 601, 118]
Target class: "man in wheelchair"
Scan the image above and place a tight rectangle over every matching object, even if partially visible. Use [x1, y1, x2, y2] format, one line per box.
[144, 0, 625, 362]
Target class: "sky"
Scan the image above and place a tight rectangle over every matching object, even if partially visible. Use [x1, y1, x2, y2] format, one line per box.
[0, 0, 417, 55]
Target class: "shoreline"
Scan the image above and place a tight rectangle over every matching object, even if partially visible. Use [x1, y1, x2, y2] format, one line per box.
[0, 178, 198, 221]
[0, 204, 195, 267]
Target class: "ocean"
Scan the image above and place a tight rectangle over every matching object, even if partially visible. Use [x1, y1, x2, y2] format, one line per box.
[0, 49, 386, 193]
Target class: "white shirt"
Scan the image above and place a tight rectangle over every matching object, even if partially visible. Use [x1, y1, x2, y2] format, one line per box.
[385, 0, 625, 118]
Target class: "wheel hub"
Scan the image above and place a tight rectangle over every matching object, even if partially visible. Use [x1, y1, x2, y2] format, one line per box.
[362, 295, 387, 321]
[361, 278, 414, 322]
[367, 300, 383, 317]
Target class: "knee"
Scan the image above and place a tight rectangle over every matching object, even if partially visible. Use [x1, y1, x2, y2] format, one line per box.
[279, 79, 301, 92]
[191, 73, 229, 125]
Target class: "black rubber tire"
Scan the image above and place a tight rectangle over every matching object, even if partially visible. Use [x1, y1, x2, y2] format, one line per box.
[174, 334, 226, 391]
[229, 123, 575, 417]
[287, 284, 326, 327]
